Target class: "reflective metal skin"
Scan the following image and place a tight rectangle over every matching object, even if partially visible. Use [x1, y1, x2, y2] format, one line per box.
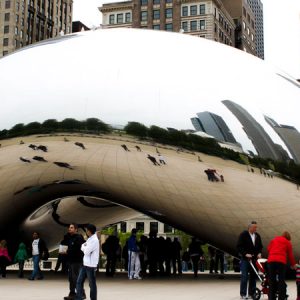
[0, 29, 300, 255]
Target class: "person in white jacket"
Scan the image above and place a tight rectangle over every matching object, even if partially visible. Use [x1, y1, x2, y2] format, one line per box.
[75, 224, 99, 300]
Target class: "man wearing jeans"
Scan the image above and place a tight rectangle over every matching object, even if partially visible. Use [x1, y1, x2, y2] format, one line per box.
[76, 224, 99, 300]
[237, 221, 263, 299]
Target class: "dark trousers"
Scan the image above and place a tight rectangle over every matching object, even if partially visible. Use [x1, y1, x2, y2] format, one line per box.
[68, 262, 83, 296]
[215, 254, 224, 274]
[268, 262, 286, 300]
[209, 257, 215, 273]
[240, 259, 256, 297]
[0, 256, 7, 277]
[18, 260, 25, 278]
[191, 255, 200, 277]
[75, 266, 97, 300]
[297, 282, 300, 298]
[106, 255, 116, 276]
[172, 257, 182, 274]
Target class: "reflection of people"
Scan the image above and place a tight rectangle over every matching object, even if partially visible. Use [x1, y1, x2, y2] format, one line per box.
[237, 221, 263, 299]
[267, 231, 296, 300]
[128, 228, 141, 280]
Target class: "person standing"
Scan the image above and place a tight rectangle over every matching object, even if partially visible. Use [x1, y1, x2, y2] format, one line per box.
[128, 228, 141, 280]
[64, 223, 85, 300]
[75, 224, 99, 300]
[188, 237, 204, 278]
[0, 240, 11, 278]
[28, 232, 47, 280]
[237, 221, 263, 299]
[267, 231, 296, 300]
[14, 242, 28, 278]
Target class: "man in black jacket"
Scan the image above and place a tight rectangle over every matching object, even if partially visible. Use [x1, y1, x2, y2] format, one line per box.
[237, 221, 263, 299]
[63, 223, 85, 300]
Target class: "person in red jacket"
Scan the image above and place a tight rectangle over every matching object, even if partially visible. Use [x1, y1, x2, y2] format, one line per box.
[267, 231, 297, 300]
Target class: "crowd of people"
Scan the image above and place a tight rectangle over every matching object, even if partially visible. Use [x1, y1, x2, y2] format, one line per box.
[1, 221, 300, 300]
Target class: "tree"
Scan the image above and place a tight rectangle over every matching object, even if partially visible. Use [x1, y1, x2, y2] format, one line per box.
[148, 125, 169, 141]
[85, 118, 111, 133]
[60, 118, 82, 131]
[42, 119, 59, 130]
[9, 123, 24, 136]
[124, 122, 149, 137]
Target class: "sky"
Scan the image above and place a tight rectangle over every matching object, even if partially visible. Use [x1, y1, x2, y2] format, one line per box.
[72, 0, 300, 79]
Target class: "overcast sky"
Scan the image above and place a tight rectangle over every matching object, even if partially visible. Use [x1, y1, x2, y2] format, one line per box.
[72, 0, 300, 79]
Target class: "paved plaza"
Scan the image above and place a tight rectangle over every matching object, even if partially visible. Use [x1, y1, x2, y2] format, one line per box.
[0, 271, 297, 300]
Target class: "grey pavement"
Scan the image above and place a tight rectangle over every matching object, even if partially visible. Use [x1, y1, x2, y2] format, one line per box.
[0, 271, 297, 300]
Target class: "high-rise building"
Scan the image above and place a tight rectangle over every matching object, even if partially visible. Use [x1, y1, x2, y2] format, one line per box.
[247, 0, 264, 59]
[222, 100, 283, 160]
[0, 0, 73, 58]
[221, 0, 256, 56]
[265, 116, 300, 164]
[100, 0, 236, 47]
[191, 111, 237, 144]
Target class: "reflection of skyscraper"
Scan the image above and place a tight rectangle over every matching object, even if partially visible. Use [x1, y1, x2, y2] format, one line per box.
[265, 116, 300, 164]
[190, 111, 237, 143]
[222, 100, 282, 160]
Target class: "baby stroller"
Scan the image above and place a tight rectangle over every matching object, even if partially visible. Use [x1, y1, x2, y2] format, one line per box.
[249, 258, 288, 300]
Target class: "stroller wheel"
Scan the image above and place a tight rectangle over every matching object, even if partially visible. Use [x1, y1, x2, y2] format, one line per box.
[254, 288, 261, 300]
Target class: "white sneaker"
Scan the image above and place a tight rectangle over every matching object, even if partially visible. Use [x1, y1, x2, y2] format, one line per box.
[134, 276, 142, 280]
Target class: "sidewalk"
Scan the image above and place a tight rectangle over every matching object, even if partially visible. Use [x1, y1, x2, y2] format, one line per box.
[0, 271, 297, 300]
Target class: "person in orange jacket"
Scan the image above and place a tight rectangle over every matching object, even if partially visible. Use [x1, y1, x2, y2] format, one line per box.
[267, 231, 297, 300]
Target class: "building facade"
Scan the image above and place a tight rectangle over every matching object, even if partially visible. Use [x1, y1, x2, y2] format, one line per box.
[222, 100, 284, 160]
[0, 0, 73, 58]
[191, 111, 237, 143]
[247, 0, 263, 59]
[221, 0, 256, 56]
[265, 116, 300, 164]
[100, 0, 236, 47]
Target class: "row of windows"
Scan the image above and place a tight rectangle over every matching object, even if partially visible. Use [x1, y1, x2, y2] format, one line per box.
[181, 19, 205, 32]
[109, 13, 131, 24]
[3, 25, 24, 37]
[242, 21, 254, 41]
[141, 0, 172, 5]
[218, 14, 232, 36]
[141, 8, 172, 21]
[120, 221, 173, 233]
[182, 4, 205, 17]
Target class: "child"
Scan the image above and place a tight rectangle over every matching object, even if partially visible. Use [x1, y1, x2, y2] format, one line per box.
[14, 242, 28, 278]
[296, 259, 300, 300]
[0, 240, 11, 278]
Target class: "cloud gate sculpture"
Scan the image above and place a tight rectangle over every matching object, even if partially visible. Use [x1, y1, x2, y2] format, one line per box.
[1, 28, 300, 257]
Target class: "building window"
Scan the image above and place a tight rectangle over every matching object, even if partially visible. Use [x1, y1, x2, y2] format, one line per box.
[165, 23, 173, 31]
[165, 8, 172, 19]
[182, 21, 188, 32]
[199, 4, 205, 15]
[4, 13, 10, 21]
[136, 222, 144, 232]
[150, 222, 158, 233]
[141, 11, 148, 21]
[20, 30, 23, 38]
[120, 222, 126, 233]
[182, 6, 188, 17]
[3, 38, 9, 46]
[125, 12, 131, 23]
[190, 20, 197, 31]
[5, 0, 11, 9]
[200, 19, 205, 30]
[165, 0, 172, 3]
[109, 14, 115, 24]
[16, 15, 19, 23]
[153, 24, 160, 30]
[190, 5, 197, 16]
[153, 10, 160, 19]
[4, 26, 9, 34]
[117, 13, 123, 24]
[140, 0, 148, 6]
[164, 224, 173, 233]
[153, 0, 160, 4]
[16, 1, 19, 10]
[15, 27, 19, 35]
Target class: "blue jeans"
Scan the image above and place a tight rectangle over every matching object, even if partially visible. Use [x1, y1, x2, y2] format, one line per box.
[30, 255, 43, 279]
[240, 258, 256, 297]
[76, 266, 97, 300]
